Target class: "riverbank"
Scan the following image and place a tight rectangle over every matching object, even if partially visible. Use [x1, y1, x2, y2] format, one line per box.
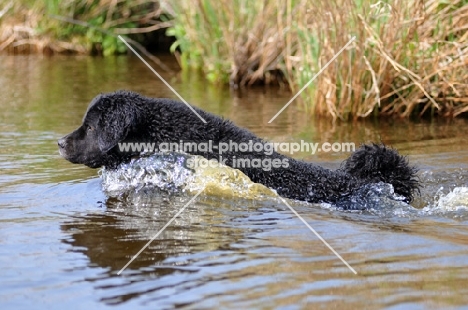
[1, 0, 467, 119]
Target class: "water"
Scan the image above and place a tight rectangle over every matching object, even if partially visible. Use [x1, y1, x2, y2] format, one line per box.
[1, 55, 468, 309]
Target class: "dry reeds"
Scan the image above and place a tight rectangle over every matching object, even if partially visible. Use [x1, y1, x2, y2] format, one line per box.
[170, 0, 468, 119]
[2, 0, 468, 119]
[168, 0, 290, 85]
[0, 0, 168, 55]
[293, 0, 468, 119]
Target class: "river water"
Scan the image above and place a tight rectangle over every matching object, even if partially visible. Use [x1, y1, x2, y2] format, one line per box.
[1, 55, 467, 309]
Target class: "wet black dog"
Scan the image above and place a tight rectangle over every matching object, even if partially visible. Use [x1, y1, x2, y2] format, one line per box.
[58, 90, 419, 205]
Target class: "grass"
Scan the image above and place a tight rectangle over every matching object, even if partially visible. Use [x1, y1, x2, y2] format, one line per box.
[1, 0, 468, 119]
[168, 0, 468, 119]
[0, 0, 168, 55]
[167, 0, 292, 85]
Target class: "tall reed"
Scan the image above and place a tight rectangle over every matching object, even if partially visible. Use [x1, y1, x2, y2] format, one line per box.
[2, 0, 468, 119]
[169, 0, 468, 119]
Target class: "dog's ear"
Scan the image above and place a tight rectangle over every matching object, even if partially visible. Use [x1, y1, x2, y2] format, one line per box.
[96, 97, 135, 152]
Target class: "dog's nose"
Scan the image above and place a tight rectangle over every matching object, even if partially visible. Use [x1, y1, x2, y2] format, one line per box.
[57, 138, 66, 149]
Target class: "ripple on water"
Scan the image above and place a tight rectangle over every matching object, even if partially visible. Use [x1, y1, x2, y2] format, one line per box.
[98, 152, 468, 219]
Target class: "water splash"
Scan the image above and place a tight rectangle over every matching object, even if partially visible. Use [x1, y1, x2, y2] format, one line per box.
[100, 153, 195, 197]
[420, 187, 468, 219]
[100, 153, 468, 218]
[415, 169, 468, 218]
[329, 182, 419, 217]
[100, 152, 277, 201]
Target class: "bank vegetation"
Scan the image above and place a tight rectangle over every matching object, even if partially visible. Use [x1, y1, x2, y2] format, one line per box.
[1, 0, 467, 119]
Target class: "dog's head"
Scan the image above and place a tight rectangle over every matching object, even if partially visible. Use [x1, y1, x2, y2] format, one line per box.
[58, 92, 137, 168]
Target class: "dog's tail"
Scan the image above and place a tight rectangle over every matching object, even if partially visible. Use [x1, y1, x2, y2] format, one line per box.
[342, 144, 419, 203]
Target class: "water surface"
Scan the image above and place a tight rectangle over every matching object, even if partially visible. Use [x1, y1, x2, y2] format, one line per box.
[1, 55, 468, 309]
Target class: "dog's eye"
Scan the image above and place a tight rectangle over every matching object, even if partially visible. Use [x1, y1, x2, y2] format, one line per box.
[86, 125, 94, 132]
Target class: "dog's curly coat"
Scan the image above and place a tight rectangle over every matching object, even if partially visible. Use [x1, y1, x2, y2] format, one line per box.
[58, 90, 419, 206]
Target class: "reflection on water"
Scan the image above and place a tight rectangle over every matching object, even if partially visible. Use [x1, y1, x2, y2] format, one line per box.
[0, 55, 468, 308]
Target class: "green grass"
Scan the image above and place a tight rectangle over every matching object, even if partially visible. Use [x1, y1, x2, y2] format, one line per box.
[2, 0, 468, 119]
[167, 0, 468, 119]
[0, 0, 159, 55]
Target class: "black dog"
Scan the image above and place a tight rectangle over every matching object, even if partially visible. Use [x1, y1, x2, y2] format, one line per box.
[58, 90, 419, 205]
